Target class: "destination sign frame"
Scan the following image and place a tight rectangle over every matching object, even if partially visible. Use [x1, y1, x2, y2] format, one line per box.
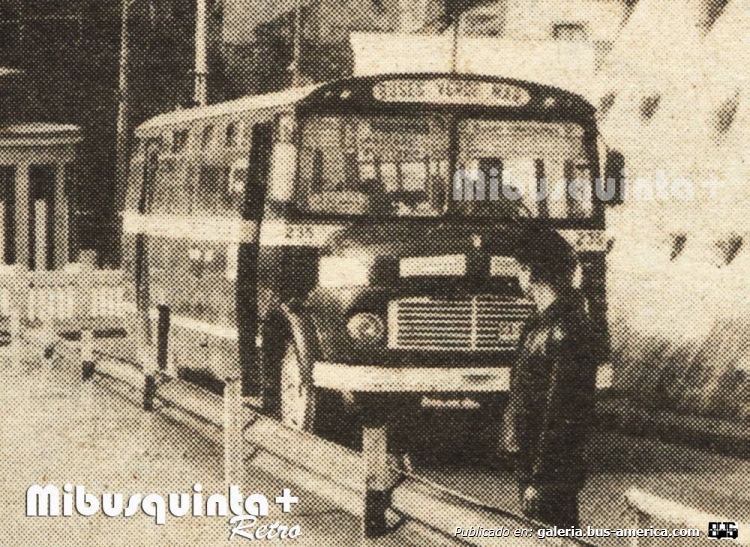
[372, 78, 531, 107]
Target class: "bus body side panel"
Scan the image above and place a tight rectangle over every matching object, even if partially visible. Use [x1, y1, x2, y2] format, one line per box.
[125, 108, 281, 390]
[146, 235, 239, 389]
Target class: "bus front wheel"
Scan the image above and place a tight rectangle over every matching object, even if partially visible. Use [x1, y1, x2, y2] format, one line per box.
[279, 340, 316, 432]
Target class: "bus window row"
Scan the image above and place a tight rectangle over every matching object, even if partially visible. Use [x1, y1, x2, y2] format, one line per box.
[126, 152, 248, 217]
[134, 121, 248, 160]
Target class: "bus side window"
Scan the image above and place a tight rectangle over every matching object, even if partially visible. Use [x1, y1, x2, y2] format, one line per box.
[243, 122, 274, 221]
[198, 165, 225, 215]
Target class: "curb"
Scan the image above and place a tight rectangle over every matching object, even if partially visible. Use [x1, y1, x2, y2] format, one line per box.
[599, 398, 750, 460]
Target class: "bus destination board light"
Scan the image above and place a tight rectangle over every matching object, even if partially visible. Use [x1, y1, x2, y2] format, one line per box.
[372, 78, 531, 107]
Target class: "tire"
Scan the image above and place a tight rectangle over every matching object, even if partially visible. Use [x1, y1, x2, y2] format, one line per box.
[264, 335, 360, 448]
[278, 339, 317, 432]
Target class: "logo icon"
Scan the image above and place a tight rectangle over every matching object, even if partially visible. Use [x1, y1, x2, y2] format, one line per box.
[708, 522, 738, 540]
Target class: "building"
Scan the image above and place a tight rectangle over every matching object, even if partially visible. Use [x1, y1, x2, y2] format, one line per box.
[0, 122, 80, 270]
[0, 0, 198, 264]
[221, 0, 408, 96]
[596, 0, 749, 422]
[219, 0, 625, 98]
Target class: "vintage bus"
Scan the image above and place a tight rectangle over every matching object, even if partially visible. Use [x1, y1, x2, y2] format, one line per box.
[122, 74, 617, 441]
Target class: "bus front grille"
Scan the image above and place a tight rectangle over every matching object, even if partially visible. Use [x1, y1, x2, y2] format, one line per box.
[387, 296, 535, 351]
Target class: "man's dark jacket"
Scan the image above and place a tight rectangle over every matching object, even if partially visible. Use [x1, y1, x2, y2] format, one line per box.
[506, 294, 598, 492]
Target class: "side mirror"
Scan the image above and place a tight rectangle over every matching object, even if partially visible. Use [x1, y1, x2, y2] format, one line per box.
[603, 150, 625, 206]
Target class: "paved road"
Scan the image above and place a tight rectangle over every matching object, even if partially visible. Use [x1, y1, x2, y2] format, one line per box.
[412, 417, 750, 547]
[3, 357, 748, 547]
[0, 360, 449, 547]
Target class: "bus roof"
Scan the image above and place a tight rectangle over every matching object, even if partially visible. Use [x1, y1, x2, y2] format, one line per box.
[298, 73, 596, 119]
[136, 84, 320, 132]
[137, 73, 596, 133]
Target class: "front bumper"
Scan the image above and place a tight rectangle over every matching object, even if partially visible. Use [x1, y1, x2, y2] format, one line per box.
[313, 362, 614, 393]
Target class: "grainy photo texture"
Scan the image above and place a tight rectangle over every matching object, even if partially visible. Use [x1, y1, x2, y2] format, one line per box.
[0, 0, 748, 545]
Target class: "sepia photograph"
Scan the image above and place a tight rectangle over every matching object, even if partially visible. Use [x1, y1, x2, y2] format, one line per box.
[0, 0, 747, 545]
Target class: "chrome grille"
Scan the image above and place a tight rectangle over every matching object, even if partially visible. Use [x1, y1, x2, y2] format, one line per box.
[388, 296, 535, 351]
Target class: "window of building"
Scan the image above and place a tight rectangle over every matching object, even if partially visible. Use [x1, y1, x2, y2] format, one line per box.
[462, 12, 505, 37]
[714, 92, 739, 135]
[639, 94, 661, 123]
[0, 166, 16, 265]
[599, 92, 616, 119]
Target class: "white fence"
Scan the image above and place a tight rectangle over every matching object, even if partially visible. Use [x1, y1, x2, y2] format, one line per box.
[0, 266, 126, 328]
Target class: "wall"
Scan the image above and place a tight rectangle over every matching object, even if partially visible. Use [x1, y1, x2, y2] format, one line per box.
[597, 0, 749, 421]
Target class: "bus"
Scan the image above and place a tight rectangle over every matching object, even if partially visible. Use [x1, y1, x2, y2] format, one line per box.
[122, 73, 618, 441]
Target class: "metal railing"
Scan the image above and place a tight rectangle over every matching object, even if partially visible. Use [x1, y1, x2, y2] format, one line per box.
[624, 488, 749, 546]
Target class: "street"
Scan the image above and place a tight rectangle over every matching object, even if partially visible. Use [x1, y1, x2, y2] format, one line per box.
[0, 358, 448, 547]
[2, 356, 748, 546]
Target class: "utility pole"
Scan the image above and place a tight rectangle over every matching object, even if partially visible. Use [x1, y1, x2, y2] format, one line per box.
[195, 0, 209, 105]
[114, 0, 132, 232]
[290, 0, 302, 87]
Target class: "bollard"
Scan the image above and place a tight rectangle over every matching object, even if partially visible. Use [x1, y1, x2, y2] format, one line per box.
[81, 330, 95, 381]
[628, 509, 649, 547]
[362, 397, 390, 539]
[142, 346, 157, 412]
[224, 375, 244, 489]
[143, 374, 157, 411]
[156, 305, 170, 371]
[9, 312, 21, 369]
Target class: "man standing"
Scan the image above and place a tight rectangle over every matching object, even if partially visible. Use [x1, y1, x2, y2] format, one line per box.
[504, 229, 599, 528]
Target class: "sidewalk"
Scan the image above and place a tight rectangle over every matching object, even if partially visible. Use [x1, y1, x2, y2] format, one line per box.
[0, 360, 450, 546]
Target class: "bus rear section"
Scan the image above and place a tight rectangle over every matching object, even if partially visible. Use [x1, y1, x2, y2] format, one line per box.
[119, 88, 313, 391]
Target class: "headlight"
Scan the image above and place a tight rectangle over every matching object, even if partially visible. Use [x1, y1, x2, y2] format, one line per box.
[318, 256, 371, 287]
[347, 313, 385, 343]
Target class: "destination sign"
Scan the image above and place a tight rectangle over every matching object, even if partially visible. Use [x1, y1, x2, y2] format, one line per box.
[372, 79, 531, 107]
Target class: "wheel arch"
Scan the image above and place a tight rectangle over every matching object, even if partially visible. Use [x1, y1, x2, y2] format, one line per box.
[260, 300, 321, 410]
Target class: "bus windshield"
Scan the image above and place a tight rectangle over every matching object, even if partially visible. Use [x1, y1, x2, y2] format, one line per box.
[297, 113, 594, 219]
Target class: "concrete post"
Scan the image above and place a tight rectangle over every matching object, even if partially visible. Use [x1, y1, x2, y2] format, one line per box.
[195, 0, 209, 105]
[224, 375, 244, 489]
[156, 305, 170, 371]
[142, 345, 157, 412]
[362, 397, 390, 538]
[15, 163, 29, 270]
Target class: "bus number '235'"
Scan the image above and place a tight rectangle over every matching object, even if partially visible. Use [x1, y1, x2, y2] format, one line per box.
[285, 225, 314, 241]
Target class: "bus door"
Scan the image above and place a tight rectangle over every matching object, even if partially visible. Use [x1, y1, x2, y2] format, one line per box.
[135, 139, 160, 339]
[237, 121, 274, 397]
